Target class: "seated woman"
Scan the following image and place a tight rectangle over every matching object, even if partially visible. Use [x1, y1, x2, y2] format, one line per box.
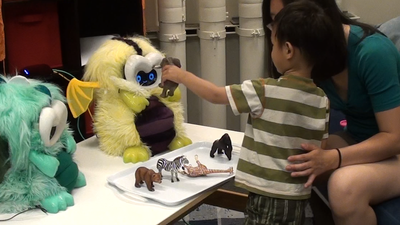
[264, 0, 400, 225]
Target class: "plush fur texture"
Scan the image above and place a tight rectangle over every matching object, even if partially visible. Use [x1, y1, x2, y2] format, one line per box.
[82, 36, 188, 157]
[0, 77, 77, 213]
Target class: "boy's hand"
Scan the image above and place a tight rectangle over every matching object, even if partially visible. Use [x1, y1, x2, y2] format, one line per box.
[161, 65, 186, 86]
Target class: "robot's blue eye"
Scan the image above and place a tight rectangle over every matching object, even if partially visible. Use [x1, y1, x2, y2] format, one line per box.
[149, 73, 155, 80]
[23, 69, 30, 75]
[136, 70, 157, 86]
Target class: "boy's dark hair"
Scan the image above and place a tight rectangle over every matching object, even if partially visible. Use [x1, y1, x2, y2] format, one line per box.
[263, 0, 380, 38]
[273, 0, 347, 82]
[262, 0, 382, 80]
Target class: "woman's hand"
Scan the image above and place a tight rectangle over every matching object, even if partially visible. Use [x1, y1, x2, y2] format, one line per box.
[286, 143, 339, 188]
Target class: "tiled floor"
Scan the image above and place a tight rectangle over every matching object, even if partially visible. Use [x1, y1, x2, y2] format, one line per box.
[174, 204, 314, 225]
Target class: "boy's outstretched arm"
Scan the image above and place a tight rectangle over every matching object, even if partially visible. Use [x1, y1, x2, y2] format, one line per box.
[162, 65, 229, 105]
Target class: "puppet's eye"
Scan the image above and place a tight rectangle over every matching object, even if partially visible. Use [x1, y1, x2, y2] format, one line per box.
[135, 70, 158, 86]
[149, 72, 155, 81]
[39, 100, 67, 147]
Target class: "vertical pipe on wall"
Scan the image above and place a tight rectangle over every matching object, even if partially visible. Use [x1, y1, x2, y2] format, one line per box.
[236, 0, 265, 131]
[198, 0, 227, 129]
[158, 0, 188, 120]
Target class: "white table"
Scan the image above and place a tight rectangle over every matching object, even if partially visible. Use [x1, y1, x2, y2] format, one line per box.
[0, 123, 244, 225]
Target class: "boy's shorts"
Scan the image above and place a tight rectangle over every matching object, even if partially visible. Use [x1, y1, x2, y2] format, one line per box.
[244, 192, 308, 225]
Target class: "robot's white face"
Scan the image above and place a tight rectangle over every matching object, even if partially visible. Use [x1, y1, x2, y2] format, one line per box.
[124, 52, 164, 90]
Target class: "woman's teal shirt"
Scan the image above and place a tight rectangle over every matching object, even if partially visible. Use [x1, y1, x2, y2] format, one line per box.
[320, 25, 400, 142]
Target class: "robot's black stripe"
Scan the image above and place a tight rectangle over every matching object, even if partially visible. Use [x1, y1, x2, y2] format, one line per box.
[111, 37, 143, 56]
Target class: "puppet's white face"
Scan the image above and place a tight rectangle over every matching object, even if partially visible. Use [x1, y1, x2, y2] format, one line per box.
[124, 52, 164, 90]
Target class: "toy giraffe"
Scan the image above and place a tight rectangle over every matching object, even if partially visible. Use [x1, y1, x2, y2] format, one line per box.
[180, 155, 233, 177]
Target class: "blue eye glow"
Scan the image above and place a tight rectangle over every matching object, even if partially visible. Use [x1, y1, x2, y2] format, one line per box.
[23, 69, 29, 75]
[149, 73, 154, 80]
[135, 70, 157, 86]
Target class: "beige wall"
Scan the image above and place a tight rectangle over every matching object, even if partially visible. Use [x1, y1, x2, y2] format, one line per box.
[145, 0, 400, 29]
[144, 0, 239, 31]
[341, 0, 399, 25]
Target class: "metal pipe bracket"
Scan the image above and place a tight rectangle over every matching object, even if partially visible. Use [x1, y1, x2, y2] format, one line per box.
[197, 30, 227, 40]
[235, 27, 265, 37]
[158, 33, 187, 42]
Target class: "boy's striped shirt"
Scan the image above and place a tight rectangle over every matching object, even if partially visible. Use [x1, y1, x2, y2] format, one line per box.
[225, 75, 329, 200]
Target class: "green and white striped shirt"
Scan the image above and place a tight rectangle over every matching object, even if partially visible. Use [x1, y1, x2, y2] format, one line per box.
[226, 75, 329, 200]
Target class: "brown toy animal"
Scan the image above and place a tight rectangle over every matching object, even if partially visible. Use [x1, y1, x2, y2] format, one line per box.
[134, 166, 162, 191]
[159, 57, 181, 98]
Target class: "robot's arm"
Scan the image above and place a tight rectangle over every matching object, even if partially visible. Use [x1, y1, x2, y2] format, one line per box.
[119, 89, 149, 113]
[29, 151, 59, 177]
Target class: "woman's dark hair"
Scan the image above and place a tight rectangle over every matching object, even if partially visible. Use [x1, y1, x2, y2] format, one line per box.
[273, 0, 347, 83]
[263, 0, 380, 80]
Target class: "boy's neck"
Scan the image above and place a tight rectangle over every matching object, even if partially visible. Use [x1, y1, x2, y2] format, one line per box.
[282, 67, 312, 79]
[282, 54, 313, 79]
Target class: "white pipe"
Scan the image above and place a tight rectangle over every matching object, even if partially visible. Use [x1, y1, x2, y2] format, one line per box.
[237, 0, 265, 131]
[198, 0, 227, 129]
[158, 0, 188, 121]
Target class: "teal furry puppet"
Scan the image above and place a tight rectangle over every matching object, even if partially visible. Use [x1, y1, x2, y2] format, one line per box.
[74, 36, 192, 163]
[0, 75, 86, 214]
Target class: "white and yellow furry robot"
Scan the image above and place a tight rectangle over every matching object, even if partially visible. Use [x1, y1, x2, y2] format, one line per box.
[67, 36, 192, 163]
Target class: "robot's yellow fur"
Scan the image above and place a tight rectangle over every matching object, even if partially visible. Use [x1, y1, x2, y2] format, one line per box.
[82, 36, 191, 163]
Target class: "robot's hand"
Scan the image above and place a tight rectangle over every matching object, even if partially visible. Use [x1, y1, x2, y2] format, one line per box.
[119, 89, 149, 113]
[165, 87, 182, 102]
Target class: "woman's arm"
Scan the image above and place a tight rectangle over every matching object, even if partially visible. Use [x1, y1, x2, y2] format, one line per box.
[286, 105, 400, 187]
[341, 106, 400, 165]
[287, 33, 400, 187]
[162, 65, 229, 104]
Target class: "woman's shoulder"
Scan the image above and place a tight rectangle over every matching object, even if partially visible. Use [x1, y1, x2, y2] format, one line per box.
[349, 25, 397, 53]
[349, 25, 400, 65]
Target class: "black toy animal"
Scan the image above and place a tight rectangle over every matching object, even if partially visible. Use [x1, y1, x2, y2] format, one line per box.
[210, 133, 233, 160]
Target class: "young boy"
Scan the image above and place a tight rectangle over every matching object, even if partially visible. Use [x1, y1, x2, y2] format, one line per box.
[162, 1, 346, 224]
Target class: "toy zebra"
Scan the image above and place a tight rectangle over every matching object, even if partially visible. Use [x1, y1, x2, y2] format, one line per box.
[156, 155, 189, 182]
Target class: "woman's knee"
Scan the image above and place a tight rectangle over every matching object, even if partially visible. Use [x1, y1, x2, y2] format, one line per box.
[327, 168, 366, 216]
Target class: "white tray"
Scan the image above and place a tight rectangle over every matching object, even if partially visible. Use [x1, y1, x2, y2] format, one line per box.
[107, 141, 240, 206]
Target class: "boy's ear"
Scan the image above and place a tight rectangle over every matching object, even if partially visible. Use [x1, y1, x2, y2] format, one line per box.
[285, 42, 294, 59]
